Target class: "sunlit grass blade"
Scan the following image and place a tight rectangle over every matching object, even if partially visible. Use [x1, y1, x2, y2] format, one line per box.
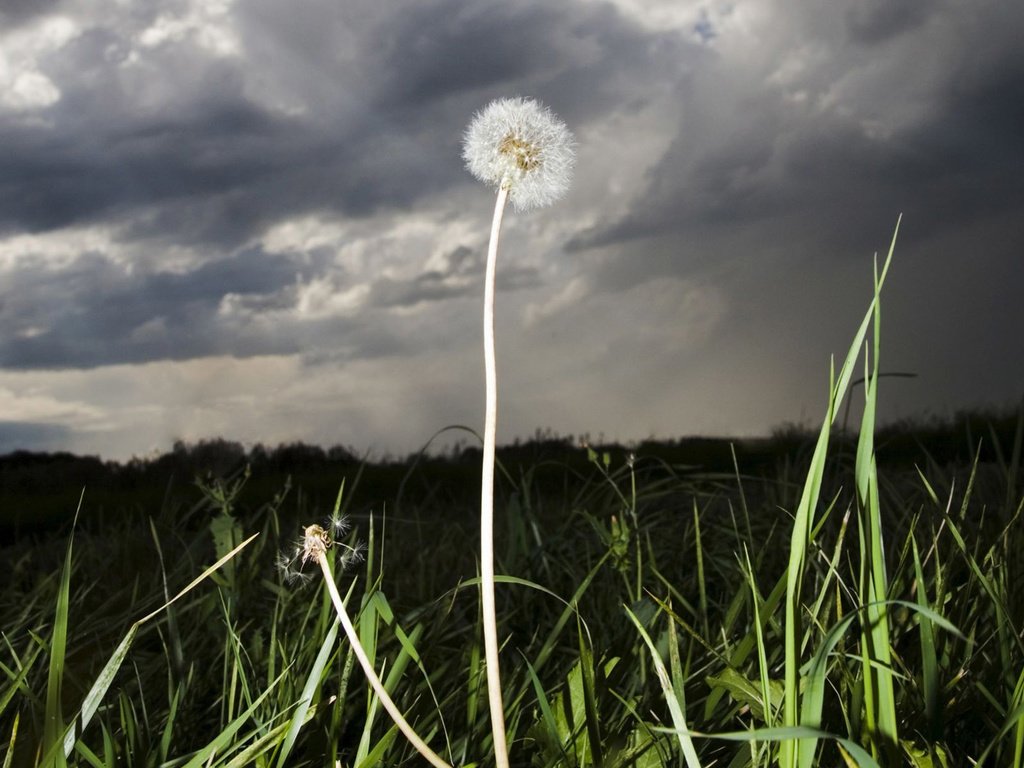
[313, 549, 453, 768]
[782, 217, 898, 768]
[625, 606, 702, 768]
[2, 712, 18, 768]
[149, 517, 185, 679]
[741, 546, 775, 729]
[854, 252, 897, 760]
[274, 618, 337, 767]
[369, 590, 450, 748]
[577, 615, 604, 767]
[41, 493, 83, 768]
[355, 723, 400, 768]
[357, 613, 426, 765]
[223, 706, 325, 768]
[523, 656, 574, 766]
[0, 641, 44, 722]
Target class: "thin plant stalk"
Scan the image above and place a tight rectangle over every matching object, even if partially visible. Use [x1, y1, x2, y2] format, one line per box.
[463, 97, 575, 768]
[480, 183, 511, 768]
[314, 553, 453, 768]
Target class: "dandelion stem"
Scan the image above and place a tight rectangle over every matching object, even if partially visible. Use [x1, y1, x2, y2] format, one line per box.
[315, 554, 453, 768]
[480, 183, 511, 768]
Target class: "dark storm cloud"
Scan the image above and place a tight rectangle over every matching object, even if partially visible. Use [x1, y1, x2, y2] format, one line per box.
[2, 0, 1021, 460]
[0, 99, 303, 238]
[0, 421, 71, 453]
[0, 0, 682, 371]
[0, 0, 675, 251]
[0, 0, 63, 27]
[0, 86, 431, 247]
[0, 247, 315, 368]
[845, 0, 934, 45]
[571, 36, 1024, 272]
[364, 1, 567, 107]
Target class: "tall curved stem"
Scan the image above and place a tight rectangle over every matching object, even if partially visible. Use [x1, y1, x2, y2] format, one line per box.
[480, 184, 510, 768]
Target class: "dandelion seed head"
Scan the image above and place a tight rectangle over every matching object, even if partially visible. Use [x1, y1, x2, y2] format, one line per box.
[276, 515, 363, 585]
[302, 523, 333, 565]
[462, 97, 575, 212]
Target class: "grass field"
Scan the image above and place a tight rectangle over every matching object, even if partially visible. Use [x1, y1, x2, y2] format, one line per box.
[2, 252, 1023, 766]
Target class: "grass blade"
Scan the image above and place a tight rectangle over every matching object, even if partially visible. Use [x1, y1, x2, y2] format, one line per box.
[625, 606, 702, 768]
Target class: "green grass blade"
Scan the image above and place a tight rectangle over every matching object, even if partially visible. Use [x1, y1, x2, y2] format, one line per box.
[742, 546, 774, 727]
[523, 657, 574, 766]
[693, 500, 709, 640]
[577, 615, 603, 767]
[912, 537, 941, 740]
[355, 723, 400, 768]
[782, 219, 898, 768]
[36, 532, 259, 765]
[2, 712, 18, 768]
[0, 642, 44, 721]
[625, 606, 702, 768]
[663, 725, 881, 768]
[274, 620, 337, 767]
[41, 493, 83, 768]
[853, 253, 897, 758]
[179, 670, 286, 768]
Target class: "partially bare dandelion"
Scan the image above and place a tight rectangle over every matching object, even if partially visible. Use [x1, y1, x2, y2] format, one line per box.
[291, 516, 452, 768]
[276, 515, 364, 585]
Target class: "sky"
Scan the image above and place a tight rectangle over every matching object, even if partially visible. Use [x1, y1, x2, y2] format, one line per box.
[0, 0, 1021, 461]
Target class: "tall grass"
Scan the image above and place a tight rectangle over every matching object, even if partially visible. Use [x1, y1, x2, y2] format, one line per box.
[2, 231, 1023, 765]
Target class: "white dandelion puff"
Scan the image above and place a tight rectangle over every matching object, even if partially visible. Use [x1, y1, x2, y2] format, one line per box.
[462, 97, 575, 212]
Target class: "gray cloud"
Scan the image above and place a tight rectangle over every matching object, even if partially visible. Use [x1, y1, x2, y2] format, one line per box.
[570, 2, 1024, 278]
[0, 420, 72, 453]
[0, 248, 316, 367]
[845, 0, 935, 45]
[0, 0, 1021, 458]
[1, 0, 682, 244]
[0, 0, 62, 27]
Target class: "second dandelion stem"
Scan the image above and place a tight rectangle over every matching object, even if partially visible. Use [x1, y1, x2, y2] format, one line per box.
[315, 555, 453, 768]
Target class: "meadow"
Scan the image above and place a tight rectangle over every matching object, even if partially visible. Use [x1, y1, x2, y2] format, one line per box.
[2, 391, 1022, 767]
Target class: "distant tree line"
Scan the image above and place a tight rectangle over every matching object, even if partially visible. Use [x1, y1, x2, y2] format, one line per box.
[2, 407, 1021, 490]
[1, 406, 1019, 535]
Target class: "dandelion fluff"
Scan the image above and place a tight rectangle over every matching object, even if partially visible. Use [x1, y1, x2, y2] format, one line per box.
[462, 97, 575, 211]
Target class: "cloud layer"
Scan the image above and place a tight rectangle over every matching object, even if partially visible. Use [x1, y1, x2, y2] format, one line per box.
[1, 0, 1021, 459]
